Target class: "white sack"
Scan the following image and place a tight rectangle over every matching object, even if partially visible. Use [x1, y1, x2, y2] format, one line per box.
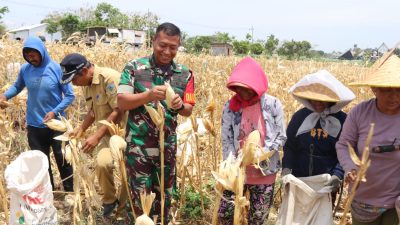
[5, 150, 57, 225]
[276, 174, 333, 225]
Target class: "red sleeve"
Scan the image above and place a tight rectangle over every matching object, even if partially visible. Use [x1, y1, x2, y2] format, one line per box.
[183, 71, 195, 105]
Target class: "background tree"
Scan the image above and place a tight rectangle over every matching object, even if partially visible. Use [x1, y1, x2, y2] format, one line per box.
[232, 40, 250, 55]
[42, 3, 159, 45]
[309, 50, 325, 59]
[58, 14, 81, 39]
[250, 42, 264, 55]
[184, 36, 212, 53]
[265, 34, 279, 56]
[277, 40, 312, 59]
[41, 13, 63, 40]
[213, 32, 234, 44]
[94, 2, 128, 27]
[245, 33, 252, 42]
[0, 6, 9, 34]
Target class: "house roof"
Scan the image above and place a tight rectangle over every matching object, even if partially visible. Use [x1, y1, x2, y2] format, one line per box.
[8, 23, 47, 33]
[211, 43, 233, 47]
[338, 49, 354, 60]
[377, 43, 389, 53]
[107, 28, 120, 34]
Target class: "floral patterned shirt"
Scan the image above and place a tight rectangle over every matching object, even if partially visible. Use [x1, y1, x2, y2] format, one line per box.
[221, 93, 287, 175]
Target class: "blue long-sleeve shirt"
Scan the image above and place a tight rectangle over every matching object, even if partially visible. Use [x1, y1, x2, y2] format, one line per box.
[4, 37, 75, 128]
[282, 107, 346, 179]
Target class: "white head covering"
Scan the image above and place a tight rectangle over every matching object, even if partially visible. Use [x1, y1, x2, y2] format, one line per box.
[289, 70, 355, 138]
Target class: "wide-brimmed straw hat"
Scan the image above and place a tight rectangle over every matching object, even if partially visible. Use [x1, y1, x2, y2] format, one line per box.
[292, 83, 340, 102]
[349, 55, 400, 87]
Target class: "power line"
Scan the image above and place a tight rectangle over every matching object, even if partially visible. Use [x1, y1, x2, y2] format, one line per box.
[2, 0, 64, 11]
[156, 12, 249, 31]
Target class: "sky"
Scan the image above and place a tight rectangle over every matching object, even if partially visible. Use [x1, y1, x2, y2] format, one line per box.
[2, 0, 400, 53]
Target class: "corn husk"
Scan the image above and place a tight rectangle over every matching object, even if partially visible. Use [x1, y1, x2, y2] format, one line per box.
[135, 191, 156, 225]
[211, 153, 241, 192]
[144, 104, 163, 127]
[98, 119, 137, 219]
[96, 147, 113, 168]
[109, 135, 127, 160]
[202, 118, 215, 136]
[165, 82, 176, 109]
[98, 120, 125, 136]
[44, 119, 67, 132]
[240, 130, 275, 172]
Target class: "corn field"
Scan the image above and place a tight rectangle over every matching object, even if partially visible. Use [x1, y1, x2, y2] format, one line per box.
[0, 37, 374, 225]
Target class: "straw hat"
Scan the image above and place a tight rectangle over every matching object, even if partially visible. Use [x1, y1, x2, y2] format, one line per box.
[350, 55, 400, 87]
[292, 83, 340, 102]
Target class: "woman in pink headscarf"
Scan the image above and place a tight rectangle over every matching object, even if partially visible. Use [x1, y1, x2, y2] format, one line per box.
[218, 57, 287, 225]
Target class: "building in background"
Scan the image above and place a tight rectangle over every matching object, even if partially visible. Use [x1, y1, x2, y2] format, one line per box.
[211, 43, 233, 56]
[7, 23, 62, 42]
[86, 26, 146, 49]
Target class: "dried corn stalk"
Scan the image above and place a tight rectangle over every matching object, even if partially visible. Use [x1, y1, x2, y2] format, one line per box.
[144, 102, 166, 225]
[211, 153, 242, 225]
[53, 116, 101, 224]
[98, 120, 137, 220]
[0, 150, 9, 224]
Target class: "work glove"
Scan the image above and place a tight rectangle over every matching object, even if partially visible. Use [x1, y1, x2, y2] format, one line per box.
[281, 168, 292, 177]
[324, 175, 341, 192]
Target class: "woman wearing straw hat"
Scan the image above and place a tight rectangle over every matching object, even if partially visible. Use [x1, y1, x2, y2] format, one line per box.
[336, 55, 400, 225]
[218, 57, 287, 225]
[282, 70, 355, 202]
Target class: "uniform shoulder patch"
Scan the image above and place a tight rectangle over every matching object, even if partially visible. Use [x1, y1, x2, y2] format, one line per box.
[106, 83, 117, 95]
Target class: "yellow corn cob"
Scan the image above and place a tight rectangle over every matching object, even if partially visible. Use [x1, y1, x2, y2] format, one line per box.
[44, 119, 67, 132]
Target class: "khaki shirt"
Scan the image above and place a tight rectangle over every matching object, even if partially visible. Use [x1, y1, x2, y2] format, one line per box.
[84, 65, 128, 144]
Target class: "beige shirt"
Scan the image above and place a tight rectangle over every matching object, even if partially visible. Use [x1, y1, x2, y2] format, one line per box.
[84, 65, 128, 144]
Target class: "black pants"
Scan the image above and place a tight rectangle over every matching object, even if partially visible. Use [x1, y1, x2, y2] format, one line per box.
[27, 126, 73, 192]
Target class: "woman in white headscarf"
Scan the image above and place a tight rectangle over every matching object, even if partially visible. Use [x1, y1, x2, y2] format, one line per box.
[282, 70, 355, 199]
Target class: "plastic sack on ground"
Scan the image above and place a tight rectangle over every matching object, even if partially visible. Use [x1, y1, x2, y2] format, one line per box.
[5, 150, 57, 225]
[276, 174, 333, 225]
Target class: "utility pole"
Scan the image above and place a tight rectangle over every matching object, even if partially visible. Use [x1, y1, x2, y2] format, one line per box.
[146, 8, 150, 49]
[250, 26, 254, 43]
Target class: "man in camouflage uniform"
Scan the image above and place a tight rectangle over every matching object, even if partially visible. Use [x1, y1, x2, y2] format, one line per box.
[117, 22, 195, 224]
[60, 53, 128, 219]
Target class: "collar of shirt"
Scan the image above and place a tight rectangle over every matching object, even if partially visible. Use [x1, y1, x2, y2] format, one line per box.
[149, 54, 182, 73]
[92, 65, 101, 85]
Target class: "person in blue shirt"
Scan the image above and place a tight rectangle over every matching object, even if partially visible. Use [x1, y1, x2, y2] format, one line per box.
[0, 36, 75, 192]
